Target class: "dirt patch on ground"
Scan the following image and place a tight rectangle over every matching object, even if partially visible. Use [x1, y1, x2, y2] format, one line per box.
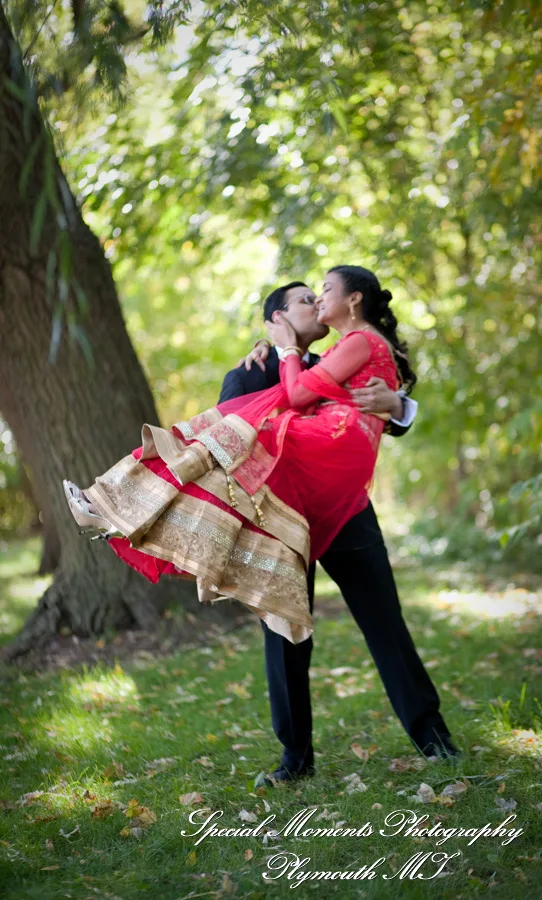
[0, 595, 346, 676]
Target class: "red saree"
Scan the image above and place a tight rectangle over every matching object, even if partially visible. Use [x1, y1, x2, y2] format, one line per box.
[85, 330, 398, 643]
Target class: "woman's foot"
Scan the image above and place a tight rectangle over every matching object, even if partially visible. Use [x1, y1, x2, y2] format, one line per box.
[62, 480, 112, 532]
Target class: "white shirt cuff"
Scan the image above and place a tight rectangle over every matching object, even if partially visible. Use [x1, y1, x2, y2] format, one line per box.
[391, 393, 418, 428]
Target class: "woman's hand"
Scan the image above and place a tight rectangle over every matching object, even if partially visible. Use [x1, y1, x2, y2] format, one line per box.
[267, 313, 299, 351]
[235, 340, 271, 372]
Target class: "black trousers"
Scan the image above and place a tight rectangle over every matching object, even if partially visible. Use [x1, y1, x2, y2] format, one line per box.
[260, 502, 451, 772]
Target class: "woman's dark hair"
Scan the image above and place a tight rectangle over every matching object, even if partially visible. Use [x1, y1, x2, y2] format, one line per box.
[328, 265, 417, 393]
[263, 281, 308, 322]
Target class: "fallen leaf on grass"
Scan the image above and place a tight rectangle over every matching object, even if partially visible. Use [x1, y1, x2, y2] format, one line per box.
[134, 807, 157, 827]
[411, 783, 436, 803]
[19, 791, 44, 806]
[91, 800, 116, 820]
[440, 782, 469, 799]
[196, 756, 214, 768]
[103, 762, 124, 779]
[123, 798, 157, 829]
[186, 850, 197, 864]
[45, 839, 55, 851]
[371, 803, 383, 810]
[436, 795, 456, 807]
[244, 848, 253, 860]
[26, 814, 57, 824]
[351, 743, 369, 762]
[389, 757, 426, 773]
[145, 757, 176, 770]
[124, 799, 142, 818]
[120, 826, 143, 839]
[315, 808, 333, 820]
[512, 729, 538, 746]
[239, 809, 258, 823]
[495, 797, 517, 810]
[342, 773, 369, 794]
[221, 873, 236, 893]
[59, 824, 80, 840]
[41, 865, 60, 871]
[179, 792, 204, 806]
[226, 682, 252, 700]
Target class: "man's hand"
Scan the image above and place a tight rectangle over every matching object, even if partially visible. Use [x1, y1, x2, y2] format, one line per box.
[350, 377, 404, 420]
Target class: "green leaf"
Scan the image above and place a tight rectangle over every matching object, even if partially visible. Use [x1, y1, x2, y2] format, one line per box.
[48, 304, 64, 364]
[29, 191, 48, 255]
[19, 133, 44, 197]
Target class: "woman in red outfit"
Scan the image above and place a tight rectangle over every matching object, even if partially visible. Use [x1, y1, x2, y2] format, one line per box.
[63, 266, 416, 644]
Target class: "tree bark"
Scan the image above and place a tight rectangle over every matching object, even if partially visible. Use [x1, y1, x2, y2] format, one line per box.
[0, 7, 246, 658]
[0, 371, 60, 571]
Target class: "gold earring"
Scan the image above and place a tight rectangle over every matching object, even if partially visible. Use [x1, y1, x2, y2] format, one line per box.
[349, 302, 356, 322]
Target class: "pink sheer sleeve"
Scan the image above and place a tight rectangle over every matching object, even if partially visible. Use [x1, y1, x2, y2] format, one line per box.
[280, 332, 372, 410]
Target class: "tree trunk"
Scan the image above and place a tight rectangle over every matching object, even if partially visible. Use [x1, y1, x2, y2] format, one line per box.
[0, 8, 246, 658]
[0, 371, 60, 572]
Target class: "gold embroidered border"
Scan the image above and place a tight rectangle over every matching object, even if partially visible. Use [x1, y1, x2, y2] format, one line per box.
[174, 407, 223, 439]
[229, 433, 279, 493]
[196, 467, 310, 566]
[87, 462, 312, 643]
[174, 412, 258, 475]
[86, 455, 180, 541]
[193, 414, 258, 474]
[139, 424, 215, 485]
[200, 526, 313, 637]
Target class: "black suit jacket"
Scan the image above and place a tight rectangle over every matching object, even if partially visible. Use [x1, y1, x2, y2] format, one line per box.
[218, 347, 411, 437]
[218, 346, 320, 401]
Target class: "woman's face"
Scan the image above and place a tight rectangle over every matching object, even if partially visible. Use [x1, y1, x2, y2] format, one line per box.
[315, 271, 349, 325]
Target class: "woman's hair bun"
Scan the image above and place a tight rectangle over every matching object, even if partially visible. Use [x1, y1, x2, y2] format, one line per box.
[379, 288, 393, 306]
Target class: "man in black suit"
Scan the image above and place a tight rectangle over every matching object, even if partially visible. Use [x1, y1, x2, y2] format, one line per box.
[219, 282, 459, 785]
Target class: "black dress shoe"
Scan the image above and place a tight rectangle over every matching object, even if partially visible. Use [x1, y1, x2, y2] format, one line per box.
[421, 733, 462, 762]
[254, 764, 315, 788]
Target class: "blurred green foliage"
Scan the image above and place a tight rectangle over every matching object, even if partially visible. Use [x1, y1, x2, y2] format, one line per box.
[2, 0, 540, 564]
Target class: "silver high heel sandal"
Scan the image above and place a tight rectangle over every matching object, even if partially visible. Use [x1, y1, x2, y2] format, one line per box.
[62, 479, 113, 534]
[89, 527, 122, 542]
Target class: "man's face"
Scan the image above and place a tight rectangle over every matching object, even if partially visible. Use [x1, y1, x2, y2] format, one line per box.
[273, 285, 329, 344]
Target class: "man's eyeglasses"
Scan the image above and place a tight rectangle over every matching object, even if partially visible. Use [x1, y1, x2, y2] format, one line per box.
[282, 293, 317, 309]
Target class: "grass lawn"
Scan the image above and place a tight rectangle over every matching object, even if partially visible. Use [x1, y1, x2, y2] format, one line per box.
[0, 538, 541, 899]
